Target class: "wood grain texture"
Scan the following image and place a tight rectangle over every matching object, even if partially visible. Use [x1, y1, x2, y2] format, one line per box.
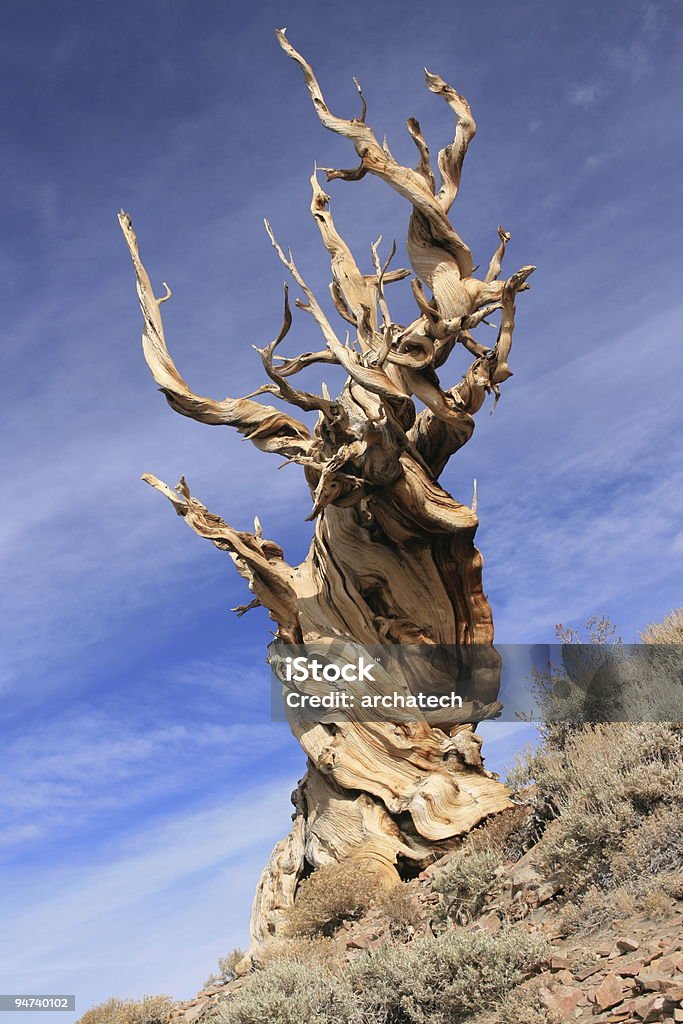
[119, 31, 535, 948]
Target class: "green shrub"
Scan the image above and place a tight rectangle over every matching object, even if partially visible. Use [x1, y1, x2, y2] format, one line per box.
[217, 958, 358, 1024]
[77, 995, 173, 1024]
[218, 926, 550, 1024]
[347, 926, 550, 1024]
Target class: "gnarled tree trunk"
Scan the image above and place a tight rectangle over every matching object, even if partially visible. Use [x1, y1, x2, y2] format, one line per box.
[119, 30, 535, 946]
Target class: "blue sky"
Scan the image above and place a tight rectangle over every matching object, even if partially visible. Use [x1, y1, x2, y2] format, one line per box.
[1, 0, 682, 1017]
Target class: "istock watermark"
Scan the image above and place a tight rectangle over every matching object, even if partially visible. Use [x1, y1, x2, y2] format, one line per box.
[284, 654, 378, 683]
[269, 641, 683, 724]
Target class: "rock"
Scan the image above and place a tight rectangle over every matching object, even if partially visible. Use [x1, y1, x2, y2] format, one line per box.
[510, 858, 543, 895]
[575, 963, 605, 982]
[473, 911, 502, 934]
[657, 979, 683, 1000]
[551, 955, 572, 971]
[616, 960, 644, 977]
[548, 984, 583, 1017]
[182, 1005, 205, 1024]
[535, 881, 559, 905]
[592, 973, 626, 1012]
[637, 973, 676, 993]
[632, 994, 675, 1022]
[617, 937, 640, 953]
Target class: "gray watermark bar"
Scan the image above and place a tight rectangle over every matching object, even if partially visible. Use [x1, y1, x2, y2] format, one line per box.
[269, 642, 683, 724]
[0, 996, 75, 1011]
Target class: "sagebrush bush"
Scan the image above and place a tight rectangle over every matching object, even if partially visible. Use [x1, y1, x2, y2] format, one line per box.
[346, 926, 550, 1024]
[471, 980, 563, 1024]
[514, 722, 682, 894]
[77, 995, 173, 1024]
[218, 926, 550, 1024]
[284, 860, 380, 937]
[431, 848, 499, 923]
[217, 958, 358, 1024]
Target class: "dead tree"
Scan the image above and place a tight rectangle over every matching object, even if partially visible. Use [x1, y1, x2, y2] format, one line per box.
[119, 30, 535, 944]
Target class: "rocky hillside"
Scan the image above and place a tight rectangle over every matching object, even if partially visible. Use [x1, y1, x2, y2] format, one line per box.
[78, 614, 683, 1024]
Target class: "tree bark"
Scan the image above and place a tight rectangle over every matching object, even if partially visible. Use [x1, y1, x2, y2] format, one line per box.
[119, 30, 535, 946]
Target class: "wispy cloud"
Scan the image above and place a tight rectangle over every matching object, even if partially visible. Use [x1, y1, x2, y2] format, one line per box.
[0, 780, 297, 1014]
[567, 83, 604, 107]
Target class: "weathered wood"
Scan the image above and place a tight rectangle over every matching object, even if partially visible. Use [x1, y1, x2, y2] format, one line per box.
[119, 31, 535, 948]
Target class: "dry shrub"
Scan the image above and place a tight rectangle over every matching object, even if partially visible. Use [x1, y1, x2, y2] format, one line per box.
[431, 848, 499, 923]
[471, 980, 563, 1024]
[372, 882, 424, 938]
[466, 804, 530, 862]
[77, 995, 173, 1024]
[205, 947, 246, 988]
[641, 608, 683, 644]
[560, 883, 636, 935]
[640, 886, 673, 919]
[254, 933, 337, 968]
[609, 804, 683, 882]
[284, 860, 379, 937]
[560, 871, 680, 936]
[516, 722, 682, 895]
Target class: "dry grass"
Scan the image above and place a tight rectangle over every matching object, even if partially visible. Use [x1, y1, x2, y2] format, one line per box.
[77, 995, 173, 1024]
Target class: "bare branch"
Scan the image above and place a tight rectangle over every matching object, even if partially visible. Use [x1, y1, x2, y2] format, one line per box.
[253, 285, 345, 420]
[406, 117, 436, 192]
[485, 225, 511, 283]
[118, 211, 312, 460]
[277, 29, 474, 278]
[424, 69, 476, 213]
[142, 474, 300, 640]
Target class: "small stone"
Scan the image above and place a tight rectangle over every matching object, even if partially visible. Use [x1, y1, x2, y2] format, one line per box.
[575, 963, 605, 982]
[551, 984, 583, 1017]
[617, 938, 640, 953]
[551, 955, 572, 971]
